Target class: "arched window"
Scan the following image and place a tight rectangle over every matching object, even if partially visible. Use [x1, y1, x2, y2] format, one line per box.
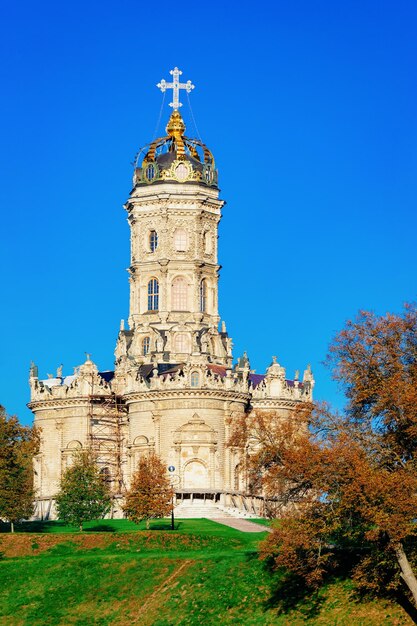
[174, 229, 188, 251]
[145, 163, 156, 182]
[66, 440, 82, 450]
[149, 230, 158, 252]
[204, 166, 213, 184]
[172, 277, 188, 310]
[142, 336, 150, 355]
[190, 371, 200, 387]
[174, 333, 190, 353]
[147, 279, 159, 311]
[200, 279, 207, 313]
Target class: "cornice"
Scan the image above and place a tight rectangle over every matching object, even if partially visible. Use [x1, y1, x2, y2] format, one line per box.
[28, 396, 106, 411]
[124, 389, 251, 403]
[128, 186, 222, 202]
[130, 260, 220, 272]
[250, 399, 303, 409]
[127, 199, 223, 213]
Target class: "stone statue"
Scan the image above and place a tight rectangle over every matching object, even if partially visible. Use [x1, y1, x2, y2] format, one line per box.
[193, 331, 201, 351]
[156, 334, 164, 352]
[196, 328, 210, 353]
[201, 335, 209, 353]
[29, 361, 38, 379]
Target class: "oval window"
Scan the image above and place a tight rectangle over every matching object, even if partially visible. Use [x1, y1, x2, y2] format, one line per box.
[175, 162, 189, 182]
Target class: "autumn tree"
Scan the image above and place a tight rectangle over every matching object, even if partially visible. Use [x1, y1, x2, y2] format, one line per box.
[0, 406, 39, 532]
[55, 450, 111, 531]
[123, 454, 172, 529]
[231, 304, 417, 610]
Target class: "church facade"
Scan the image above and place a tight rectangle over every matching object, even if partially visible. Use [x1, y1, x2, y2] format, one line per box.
[28, 69, 314, 519]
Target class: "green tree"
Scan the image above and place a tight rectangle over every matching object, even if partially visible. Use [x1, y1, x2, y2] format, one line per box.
[123, 454, 172, 530]
[55, 451, 111, 531]
[0, 406, 39, 532]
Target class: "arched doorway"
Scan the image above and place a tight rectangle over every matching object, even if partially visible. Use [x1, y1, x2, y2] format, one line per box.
[183, 459, 208, 489]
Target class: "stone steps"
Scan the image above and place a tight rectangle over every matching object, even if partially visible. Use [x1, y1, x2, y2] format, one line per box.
[173, 503, 229, 519]
[173, 500, 260, 520]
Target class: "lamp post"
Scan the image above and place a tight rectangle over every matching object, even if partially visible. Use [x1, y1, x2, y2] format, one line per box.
[168, 465, 180, 530]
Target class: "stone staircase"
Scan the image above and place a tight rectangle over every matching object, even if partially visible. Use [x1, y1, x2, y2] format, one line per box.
[173, 498, 259, 520]
[173, 501, 228, 519]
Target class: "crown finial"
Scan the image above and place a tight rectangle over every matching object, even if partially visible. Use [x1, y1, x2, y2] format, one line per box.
[166, 110, 186, 137]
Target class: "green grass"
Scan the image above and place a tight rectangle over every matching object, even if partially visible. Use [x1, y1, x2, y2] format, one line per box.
[247, 517, 273, 527]
[1, 518, 156, 533]
[0, 520, 412, 625]
[0, 517, 266, 536]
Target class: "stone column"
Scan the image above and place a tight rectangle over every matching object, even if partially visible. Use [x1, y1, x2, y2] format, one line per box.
[209, 445, 216, 489]
[175, 444, 181, 487]
[159, 263, 168, 313]
[224, 420, 231, 490]
[152, 413, 161, 455]
[55, 419, 64, 478]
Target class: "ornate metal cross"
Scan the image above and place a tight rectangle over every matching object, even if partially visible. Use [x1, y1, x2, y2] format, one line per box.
[157, 67, 195, 110]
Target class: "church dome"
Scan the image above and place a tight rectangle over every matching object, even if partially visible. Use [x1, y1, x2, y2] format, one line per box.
[133, 110, 218, 188]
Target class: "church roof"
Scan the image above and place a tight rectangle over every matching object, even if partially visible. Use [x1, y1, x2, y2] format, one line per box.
[41, 375, 76, 388]
[249, 373, 265, 388]
[99, 371, 115, 383]
[40, 370, 114, 389]
[137, 363, 184, 379]
[207, 364, 227, 377]
[286, 379, 305, 388]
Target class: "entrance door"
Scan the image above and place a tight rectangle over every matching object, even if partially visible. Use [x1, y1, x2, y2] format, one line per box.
[183, 460, 208, 489]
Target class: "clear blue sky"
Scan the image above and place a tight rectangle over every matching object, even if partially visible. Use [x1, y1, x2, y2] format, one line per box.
[1, 1, 416, 425]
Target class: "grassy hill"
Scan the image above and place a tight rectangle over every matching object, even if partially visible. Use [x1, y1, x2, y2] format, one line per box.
[0, 519, 413, 625]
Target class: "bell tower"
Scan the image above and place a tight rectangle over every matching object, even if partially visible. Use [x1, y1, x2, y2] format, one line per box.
[115, 69, 232, 368]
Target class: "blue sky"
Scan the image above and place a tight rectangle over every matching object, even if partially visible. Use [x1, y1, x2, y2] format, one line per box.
[1, 1, 416, 425]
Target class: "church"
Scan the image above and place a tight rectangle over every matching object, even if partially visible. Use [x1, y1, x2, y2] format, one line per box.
[28, 68, 314, 519]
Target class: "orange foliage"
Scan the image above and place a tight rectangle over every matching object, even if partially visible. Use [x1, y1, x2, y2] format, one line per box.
[231, 304, 417, 605]
[123, 454, 173, 529]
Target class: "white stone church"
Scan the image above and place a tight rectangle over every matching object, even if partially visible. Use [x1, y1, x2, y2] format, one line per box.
[28, 69, 314, 519]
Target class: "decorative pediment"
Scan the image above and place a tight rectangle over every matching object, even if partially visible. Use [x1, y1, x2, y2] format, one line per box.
[66, 440, 82, 450]
[133, 435, 149, 447]
[173, 415, 217, 446]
